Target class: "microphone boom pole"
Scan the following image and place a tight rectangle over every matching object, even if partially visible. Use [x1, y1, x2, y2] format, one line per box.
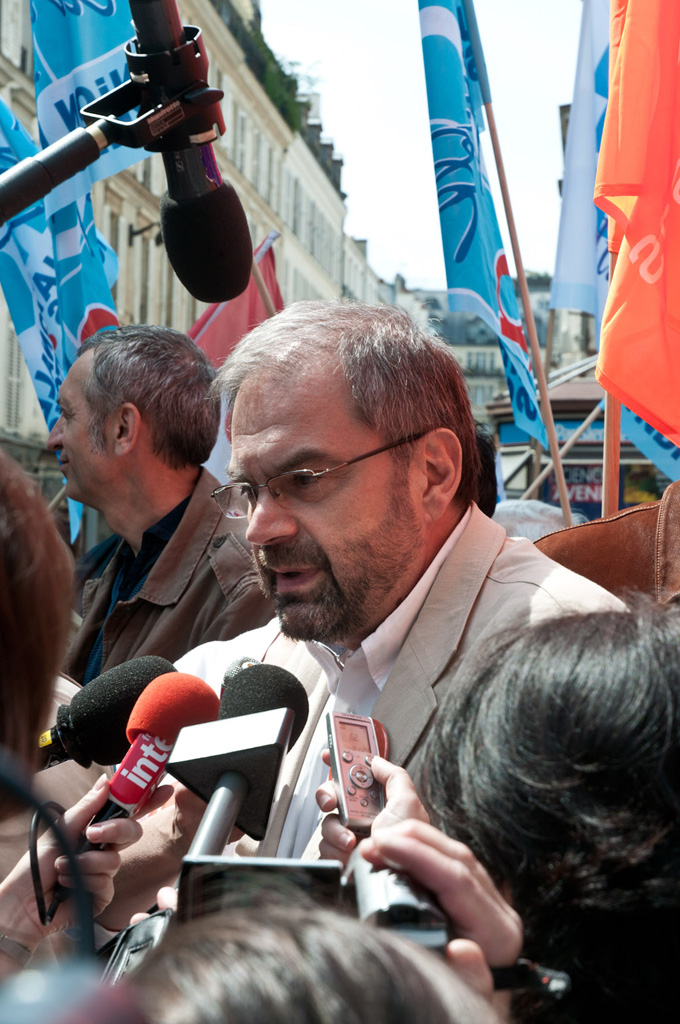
[0, 17, 222, 225]
[0, 0, 252, 302]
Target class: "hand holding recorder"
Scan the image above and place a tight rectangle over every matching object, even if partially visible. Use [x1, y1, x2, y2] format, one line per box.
[317, 715, 430, 864]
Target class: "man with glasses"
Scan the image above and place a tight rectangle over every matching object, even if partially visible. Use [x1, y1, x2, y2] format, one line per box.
[168, 299, 623, 866]
[96, 301, 623, 931]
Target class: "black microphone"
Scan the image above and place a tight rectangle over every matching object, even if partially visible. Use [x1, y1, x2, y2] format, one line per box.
[38, 656, 175, 770]
[129, 0, 253, 302]
[167, 663, 309, 853]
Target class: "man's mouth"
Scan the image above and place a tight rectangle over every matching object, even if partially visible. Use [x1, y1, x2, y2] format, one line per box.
[271, 567, 322, 593]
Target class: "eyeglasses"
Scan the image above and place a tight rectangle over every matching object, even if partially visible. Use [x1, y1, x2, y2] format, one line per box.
[211, 433, 426, 519]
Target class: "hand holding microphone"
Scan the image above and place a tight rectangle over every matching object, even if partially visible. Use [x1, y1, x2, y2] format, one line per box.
[0, 777, 150, 960]
[45, 672, 219, 923]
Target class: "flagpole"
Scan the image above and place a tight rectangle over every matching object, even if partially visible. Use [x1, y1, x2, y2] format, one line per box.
[251, 256, 278, 318]
[462, 0, 572, 526]
[601, 251, 621, 515]
[520, 400, 604, 499]
[530, 307, 556, 484]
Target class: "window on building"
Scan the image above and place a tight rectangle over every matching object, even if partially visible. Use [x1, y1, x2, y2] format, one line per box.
[467, 351, 488, 372]
[142, 156, 152, 192]
[109, 211, 120, 304]
[139, 237, 150, 323]
[284, 170, 292, 225]
[3, 0, 33, 76]
[293, 179, 302, 237]
[236, 111, 247, 173]
[308, 200, 316, 254]
[5, 327, 22, 432]
[252, 130, 261, 192]
[218, 73, 231, 154]
[230, 99, 238, 161]
[266, 146, 273, 205]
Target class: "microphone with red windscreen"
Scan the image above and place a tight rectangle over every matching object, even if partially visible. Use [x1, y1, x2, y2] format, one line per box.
[45, 672, 219, 923]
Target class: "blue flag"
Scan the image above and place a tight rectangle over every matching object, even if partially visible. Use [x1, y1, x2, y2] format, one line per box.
[0, 99, 118, 539]
[31, 0, 145, 215]
[418, 0, 547, 447]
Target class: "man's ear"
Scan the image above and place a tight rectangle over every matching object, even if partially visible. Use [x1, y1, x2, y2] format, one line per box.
[420, 428, 462, 521]
[111, 402, 142, 455]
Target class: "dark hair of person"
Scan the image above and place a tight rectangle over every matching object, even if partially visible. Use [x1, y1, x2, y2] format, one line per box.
[0, 450, 72, 772]
[132, 903, 490, 1024]
[215, 300, 481, 509]
[423, 599, 680, 1024]
[474, 425, 497, 517]
[78, 325, 219, 469]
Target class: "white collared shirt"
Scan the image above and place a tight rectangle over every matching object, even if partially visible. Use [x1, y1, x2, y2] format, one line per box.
[276, 508, 471, 857]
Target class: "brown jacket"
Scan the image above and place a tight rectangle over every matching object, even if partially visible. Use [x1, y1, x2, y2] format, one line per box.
[65, 469, 273, 682]
[536, 479, 680, 603]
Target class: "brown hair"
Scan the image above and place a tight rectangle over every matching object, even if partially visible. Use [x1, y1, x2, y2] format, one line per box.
[0, 450, 73, 768]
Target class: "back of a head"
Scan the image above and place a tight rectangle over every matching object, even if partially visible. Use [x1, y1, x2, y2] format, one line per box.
[424, 598, 680, 1023]
[474, 426, 498, 517]
[492, 499, 585, 542]
[131, 904, 493, 1024]
[214, 299, 481, 508]
[0, 451, 72, 773]
[79, 325, 219, 469]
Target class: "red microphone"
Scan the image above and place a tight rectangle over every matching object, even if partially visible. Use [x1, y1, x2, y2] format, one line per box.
[108, 673, 218, 816]
[46, 672, 218, 922]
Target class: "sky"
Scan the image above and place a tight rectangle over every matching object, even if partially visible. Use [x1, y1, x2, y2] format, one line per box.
[258, 0, 584, 290]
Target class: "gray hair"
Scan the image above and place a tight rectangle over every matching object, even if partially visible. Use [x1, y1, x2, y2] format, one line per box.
[133, 902, 491, 1024]
[214, 300, 480, 508]
[78, 325, 219, 469]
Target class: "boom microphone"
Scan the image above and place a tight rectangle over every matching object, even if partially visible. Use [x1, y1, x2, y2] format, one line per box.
[45, 672, 219, 923]
[129, 0, 253, 301]
[38, 656, 176, 770]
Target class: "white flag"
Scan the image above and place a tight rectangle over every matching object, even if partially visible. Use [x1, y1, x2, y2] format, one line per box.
[550, 0, 609, 337]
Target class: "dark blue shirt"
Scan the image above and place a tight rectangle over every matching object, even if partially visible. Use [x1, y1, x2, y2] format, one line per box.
[82, 496, 191, 684]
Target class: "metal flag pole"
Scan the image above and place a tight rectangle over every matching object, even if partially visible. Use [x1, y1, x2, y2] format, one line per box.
[251, 257, 277, 317]
[600, 253, 621, 515]
[462, 0, 572, 526]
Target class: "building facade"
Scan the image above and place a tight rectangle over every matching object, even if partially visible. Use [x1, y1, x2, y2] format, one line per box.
[0, 0, 381, 507]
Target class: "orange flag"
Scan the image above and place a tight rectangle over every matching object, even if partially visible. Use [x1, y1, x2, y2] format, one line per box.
[594, 0, 680, 444]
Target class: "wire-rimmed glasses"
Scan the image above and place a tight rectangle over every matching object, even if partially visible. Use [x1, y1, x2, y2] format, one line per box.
[211, 433, 426, 519]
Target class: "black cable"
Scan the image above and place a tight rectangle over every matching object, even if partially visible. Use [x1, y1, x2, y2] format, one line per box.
[0, 745, 95, 958]
[29, 800, 65, 927]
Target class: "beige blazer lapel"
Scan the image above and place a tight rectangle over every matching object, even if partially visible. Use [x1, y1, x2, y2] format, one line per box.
[371, 506, 507, 769]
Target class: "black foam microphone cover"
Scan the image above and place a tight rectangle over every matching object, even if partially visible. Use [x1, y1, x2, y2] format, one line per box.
[220, 662, 309, 749]
[160, 183, 253, 302]
[62, 655, 176, 766]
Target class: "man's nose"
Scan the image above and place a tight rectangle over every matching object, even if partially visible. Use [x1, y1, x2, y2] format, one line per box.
[246, 490, 299, 547]
[47, 416, 64, 452]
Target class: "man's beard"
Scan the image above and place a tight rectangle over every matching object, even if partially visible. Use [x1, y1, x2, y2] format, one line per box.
[253, 490, 421, 647]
